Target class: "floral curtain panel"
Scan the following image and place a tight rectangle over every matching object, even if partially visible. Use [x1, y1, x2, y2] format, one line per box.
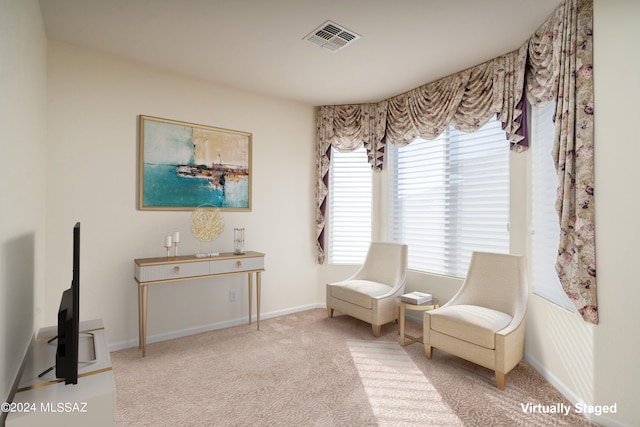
[526, 0, 597, 323]
[315, 0, 597, 323]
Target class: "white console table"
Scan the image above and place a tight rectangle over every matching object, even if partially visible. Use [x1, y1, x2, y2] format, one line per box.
[134, 251, 265, 357]
[6, 319, 115, 427]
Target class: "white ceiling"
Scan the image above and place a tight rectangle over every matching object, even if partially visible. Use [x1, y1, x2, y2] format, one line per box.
[39, 0, 563, 106]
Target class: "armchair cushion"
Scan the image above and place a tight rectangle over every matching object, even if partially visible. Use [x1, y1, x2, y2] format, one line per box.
[328, 280, 393, 309]
[430, 305, 513, 349]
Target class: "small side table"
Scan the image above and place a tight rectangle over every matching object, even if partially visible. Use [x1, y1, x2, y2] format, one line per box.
[396, 297, 440, 346]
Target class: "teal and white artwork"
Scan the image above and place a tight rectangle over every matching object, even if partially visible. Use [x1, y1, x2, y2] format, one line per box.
[138, 116, 251, 211]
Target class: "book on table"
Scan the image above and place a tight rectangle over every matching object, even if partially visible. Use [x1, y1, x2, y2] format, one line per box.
[400, 291, 433, 305]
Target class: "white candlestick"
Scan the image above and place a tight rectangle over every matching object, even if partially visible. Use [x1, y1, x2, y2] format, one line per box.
[173, 231, 180, 243]
[165, 234, 172, 247]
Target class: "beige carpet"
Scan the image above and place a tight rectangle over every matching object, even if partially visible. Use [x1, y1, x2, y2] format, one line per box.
[111, 309, 597, 426]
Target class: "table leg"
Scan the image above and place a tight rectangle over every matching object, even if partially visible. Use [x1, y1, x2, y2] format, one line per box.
[140, 284, 148, 357]
[248, 273, 253, 326]
[399, 303, 406, 346]
[138, 284, 142, 349]
[256, 272, 261, 331]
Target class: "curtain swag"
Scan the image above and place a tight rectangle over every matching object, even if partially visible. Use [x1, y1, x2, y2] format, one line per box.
[315, 0, 597, 324]
[385, 46, 528, 149]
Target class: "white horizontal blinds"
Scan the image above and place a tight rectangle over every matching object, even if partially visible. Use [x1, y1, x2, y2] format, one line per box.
[329, 147, 372, 264]
[531, 102, 574, 310]
[451, 120, 510, 258]
[388, 116, 510, 277]
[388, 134, 448, 274]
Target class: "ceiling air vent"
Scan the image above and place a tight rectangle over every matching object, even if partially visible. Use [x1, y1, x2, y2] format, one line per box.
[304, 21, 360, 52]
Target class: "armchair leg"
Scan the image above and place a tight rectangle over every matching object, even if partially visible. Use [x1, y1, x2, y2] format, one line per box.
[372, 324, 381, 337]
[327, 308, 334, 318]
[495, 372, 506, 390]
[424, 345, 432, 359]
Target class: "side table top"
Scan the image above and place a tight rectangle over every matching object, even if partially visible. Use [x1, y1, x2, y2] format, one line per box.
[396, 296, 440, 311]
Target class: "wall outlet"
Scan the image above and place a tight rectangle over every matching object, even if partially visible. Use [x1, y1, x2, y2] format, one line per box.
[229, 290, 237, 302]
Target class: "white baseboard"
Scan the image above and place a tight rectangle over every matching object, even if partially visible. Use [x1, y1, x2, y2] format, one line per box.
[108, 303, 324, 352]
[525, 353, 628, 427]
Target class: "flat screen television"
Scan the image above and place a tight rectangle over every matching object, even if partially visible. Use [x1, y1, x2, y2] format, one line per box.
[55, 222, 81, 384]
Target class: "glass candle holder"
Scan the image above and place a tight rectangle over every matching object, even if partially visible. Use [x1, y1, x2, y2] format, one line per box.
[234, 228, 245, 255]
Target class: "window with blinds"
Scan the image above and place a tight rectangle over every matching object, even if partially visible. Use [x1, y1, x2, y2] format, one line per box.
[530, 102, 574, 310]
[387, 117, 510, 277]
[328, 147, 372, 264]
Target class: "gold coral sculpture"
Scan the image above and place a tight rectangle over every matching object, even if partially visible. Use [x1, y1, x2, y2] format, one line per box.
[191, 205, 224, 256]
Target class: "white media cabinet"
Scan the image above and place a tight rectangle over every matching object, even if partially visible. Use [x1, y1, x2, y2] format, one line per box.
[6, 319, 115, 427]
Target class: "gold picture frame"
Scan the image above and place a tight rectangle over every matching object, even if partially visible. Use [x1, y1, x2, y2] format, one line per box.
[138, 115, 252, 211]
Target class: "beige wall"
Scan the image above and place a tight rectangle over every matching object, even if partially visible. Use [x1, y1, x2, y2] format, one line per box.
[45, 42, 319, 346]
[589, 1, 638, 425]
[0, 0, 47, 407]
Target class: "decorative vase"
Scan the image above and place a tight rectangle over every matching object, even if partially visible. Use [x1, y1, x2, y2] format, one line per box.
[234, 228, 245, 255]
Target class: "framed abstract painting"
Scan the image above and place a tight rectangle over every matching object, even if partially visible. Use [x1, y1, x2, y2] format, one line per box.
[138, 115, 252, 211]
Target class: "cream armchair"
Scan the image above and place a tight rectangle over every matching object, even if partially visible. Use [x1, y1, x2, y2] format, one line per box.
[326, 242, 408, 337]
[424, 252, 528, 390]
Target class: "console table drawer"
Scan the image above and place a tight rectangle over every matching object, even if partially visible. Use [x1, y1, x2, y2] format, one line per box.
[136, 261, 209, 282]
[210, 256, 264, 274]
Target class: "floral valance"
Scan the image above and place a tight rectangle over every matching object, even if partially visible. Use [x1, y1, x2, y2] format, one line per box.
[315, 0, 597, 324]
[386, 47, 528, 150]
